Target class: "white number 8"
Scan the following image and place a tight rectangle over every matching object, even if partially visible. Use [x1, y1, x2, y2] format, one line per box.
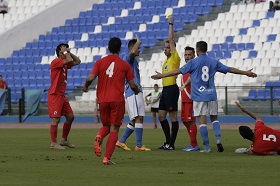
[263, 134, 276, 142]
[106, 62, 115, 77]
[201, 66, 209, 82]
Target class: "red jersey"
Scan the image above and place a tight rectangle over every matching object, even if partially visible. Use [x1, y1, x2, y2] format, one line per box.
[48, 58, 74, 95]
[91, 55, 134, 103]
[181, 73, 192, 103]
[0, 80, 7, 89]
[252, 121, 280, 155]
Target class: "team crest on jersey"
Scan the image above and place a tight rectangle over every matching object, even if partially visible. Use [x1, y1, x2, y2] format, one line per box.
[164, 65, 168, 71]
[54, 111, 57, 115]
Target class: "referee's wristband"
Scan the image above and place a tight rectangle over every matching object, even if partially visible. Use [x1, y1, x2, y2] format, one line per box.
[169, 22, 173, 25]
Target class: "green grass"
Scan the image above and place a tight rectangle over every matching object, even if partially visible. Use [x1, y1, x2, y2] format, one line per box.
[1, 128, 280, 185]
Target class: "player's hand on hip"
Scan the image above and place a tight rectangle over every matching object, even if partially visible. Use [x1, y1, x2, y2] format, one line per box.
[246, 69, 257, 78]
[179, 86, 184, 91]
[151, 71, 163, 80]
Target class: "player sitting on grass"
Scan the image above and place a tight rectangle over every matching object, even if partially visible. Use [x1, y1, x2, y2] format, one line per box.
[235, 101, 280, 155]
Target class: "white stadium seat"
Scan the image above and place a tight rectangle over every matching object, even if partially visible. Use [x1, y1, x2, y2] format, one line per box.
[133, 1, 141, 9]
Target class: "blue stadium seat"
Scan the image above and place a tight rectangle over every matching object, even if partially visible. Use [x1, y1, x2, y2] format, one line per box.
[220, 43, 228, 51]
[188, 7, 195, 14]
[79, 11, 85, 18]
[65, 19, 72, 26]
[212, 44, 220, 51]
[203, 6, 211, 14]
[248, 50, 257, 58]
[229, 43, 237, 51]
[38, 35, 45, 41]
[126, 2, 134, 9]
[37, 79, 44, 89]
[239, 28, 247, 35]
[225, 36, 233, 43]
[73, 78, 82, 87]
[265, 81, 274, 88]
[267, 34, 276, 42]
[223, 51, 231, 59]
[215, 0, 224, 6]
[201, 0, 208, 6]
[237, 43, 245, 50]
[22, 79, 29, 87]
[44, 79, 51, 89]
[215, 51, 223, 60]
[252, 20, 260, 27]
[189, 14, 197, 22]
[12, 51, 19, 57]
[87, 62, 94, 69]
[245, 43, 254, 50]
[146, 24, 154, 31]
[196, 6, 203, 15]
[207, 51, 215, 58]
[186, 0, 192, 7]
[273, 89, 280, 100]
[29, 79, 36, 87]
[6, 64, 13, 72]
[26, 57, 33, 64]
[243, 89, 257, 101]
[85, 18, 92, 26]
[266, 11, 274, 19]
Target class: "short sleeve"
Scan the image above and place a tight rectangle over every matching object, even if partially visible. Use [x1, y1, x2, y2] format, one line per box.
[179, 60, 192, 75]
[51, 58, 64, 69]
[124, 55, 133, 64]
[217, 61, 230, 74]
[91, 60, 100, 76]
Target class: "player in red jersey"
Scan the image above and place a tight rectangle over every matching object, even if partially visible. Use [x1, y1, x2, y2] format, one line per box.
[48, 43, 81, 150]
[235, 101, 280, 155]
[82, 37, 140, 165]
[0, 75, 7, 89]
[180, 47, 200, 152]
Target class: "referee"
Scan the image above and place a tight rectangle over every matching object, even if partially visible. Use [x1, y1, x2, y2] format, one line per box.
[158, 15, 180, 150]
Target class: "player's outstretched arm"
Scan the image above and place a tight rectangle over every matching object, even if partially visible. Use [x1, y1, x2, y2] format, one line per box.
[168, 15, 176, 53]
[151, 69, 181, 80]
[229, 67, 257, 78]
[130, 35, 141, 59]
[128, 80, 140, 95]
[235, 101, 262, 121]
[83, 74, 97, 92]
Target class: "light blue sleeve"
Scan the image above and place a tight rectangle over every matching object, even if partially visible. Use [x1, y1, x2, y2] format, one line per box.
[123, 55, 133, 64]
[217, 61, 230, 74]
[179, 60, 192, 75]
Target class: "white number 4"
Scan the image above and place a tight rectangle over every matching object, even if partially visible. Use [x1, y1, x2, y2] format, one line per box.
[263, 134, 276, 142]
[106, 62, 115, 77]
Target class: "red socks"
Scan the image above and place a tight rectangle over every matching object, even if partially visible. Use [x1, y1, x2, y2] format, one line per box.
[97, 126, 110, 140]
[62, 122, 72, 139]
[105, 131, 118, 160]
[187, 124, 198, 147]
[50, 124, 58, 143]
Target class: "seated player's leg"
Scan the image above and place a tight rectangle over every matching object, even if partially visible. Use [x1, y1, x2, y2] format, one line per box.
[117, 94, 138, 150]
[48, 94, 65, 150]
[60, 96, 75, 148]
[209, 101, 224, 152]
[103, 102, 125, 165]
[194, 101, 211, 152]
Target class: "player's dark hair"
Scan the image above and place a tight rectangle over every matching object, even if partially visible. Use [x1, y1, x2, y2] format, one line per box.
[128, 39, 137, 49]
[239, 126, 254, 141]
[165, 40, 176, 47]
[108, 37, 122, 54]
[196, 41, 208, 53]
[55, 43, 69, 57]
[0, 75, 2, 78]
[184, 46, 195, 53]
[154, 84, 158, 87]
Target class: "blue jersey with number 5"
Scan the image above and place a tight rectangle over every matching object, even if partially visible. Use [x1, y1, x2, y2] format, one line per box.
[179, 54, 230, 102]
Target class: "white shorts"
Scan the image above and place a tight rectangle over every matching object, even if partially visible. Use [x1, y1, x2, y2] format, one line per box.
[126, 92, 145, 120]
[193, 101, 218, 117]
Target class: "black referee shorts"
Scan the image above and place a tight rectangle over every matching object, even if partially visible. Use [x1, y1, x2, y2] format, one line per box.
[159, 84, 179, 112]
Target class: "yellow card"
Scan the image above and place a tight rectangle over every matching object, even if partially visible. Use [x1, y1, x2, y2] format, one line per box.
[166, 13, 171, 18]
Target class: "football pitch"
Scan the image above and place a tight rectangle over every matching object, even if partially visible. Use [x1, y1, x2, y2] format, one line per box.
[1, 127, 280, 185]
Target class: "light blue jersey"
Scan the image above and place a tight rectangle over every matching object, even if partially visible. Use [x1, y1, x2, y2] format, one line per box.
[124, 55, 142, 98]
[179, 54, 230, 102]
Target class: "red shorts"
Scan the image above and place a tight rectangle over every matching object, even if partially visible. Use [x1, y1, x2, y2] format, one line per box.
[48, 94, 73, 118]
[99, 102, 125, 126]
[181, 102, 196, 122]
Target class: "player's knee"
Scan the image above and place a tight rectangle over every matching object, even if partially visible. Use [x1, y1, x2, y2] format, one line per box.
[66, 114, 74, 123]
[135, 116, 143, 123]
[52, 118, 60, 125]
